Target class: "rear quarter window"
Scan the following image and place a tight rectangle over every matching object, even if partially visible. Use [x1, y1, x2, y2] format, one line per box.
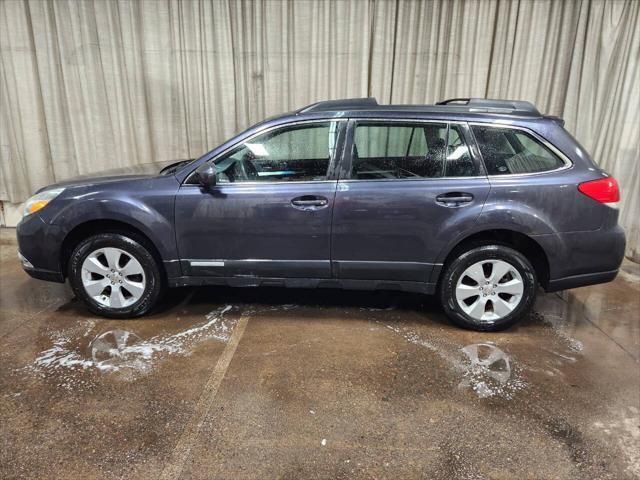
[471, 126, 565, 175]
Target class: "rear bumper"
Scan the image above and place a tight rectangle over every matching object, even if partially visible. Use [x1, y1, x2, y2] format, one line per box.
[534, 224, 625, 291]
[545, 269, 618, 292]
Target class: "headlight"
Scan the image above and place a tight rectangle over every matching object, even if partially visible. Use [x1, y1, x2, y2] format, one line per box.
[23, 188, 65, 218]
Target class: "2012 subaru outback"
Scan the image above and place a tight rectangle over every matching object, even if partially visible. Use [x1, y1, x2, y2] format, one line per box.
[16, 98, 625, 331]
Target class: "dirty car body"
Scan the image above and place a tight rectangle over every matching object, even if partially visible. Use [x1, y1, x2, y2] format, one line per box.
[16, 98, 626, 331]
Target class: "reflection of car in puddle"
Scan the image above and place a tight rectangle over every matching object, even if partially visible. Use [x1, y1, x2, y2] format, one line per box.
[90, 329, 143, 371]
[459, 343, 512, 398]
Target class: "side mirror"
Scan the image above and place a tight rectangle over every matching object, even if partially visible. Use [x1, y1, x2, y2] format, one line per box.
[195, 163, 217, 189]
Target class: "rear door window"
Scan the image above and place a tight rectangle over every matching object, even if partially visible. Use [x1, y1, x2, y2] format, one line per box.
[445, 125, 476, 177]
[351, 123, 477, 179]
[471, 125, 565, 175]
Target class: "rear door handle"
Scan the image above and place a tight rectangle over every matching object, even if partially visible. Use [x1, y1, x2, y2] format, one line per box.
[435, 192, 474, 206]
[291, 195, 329, 210]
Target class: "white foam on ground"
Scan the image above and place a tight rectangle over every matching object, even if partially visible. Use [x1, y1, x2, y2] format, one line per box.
[380, 322, 527, 400]
[24, 305, 237, 384]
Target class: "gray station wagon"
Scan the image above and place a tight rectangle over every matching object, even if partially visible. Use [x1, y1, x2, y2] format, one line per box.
[16, 97, 625, 331]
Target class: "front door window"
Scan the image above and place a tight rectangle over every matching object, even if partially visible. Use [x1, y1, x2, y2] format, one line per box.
[213, 122, 340, 183]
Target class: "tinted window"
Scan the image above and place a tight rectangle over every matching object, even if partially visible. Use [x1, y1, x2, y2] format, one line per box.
[352, 123, 476, 179]
[213, 122, 339, 182]
[472, 126, 565, 175]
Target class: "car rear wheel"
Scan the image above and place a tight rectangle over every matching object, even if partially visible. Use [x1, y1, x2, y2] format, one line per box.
[439, 245, 537, 331]
[68, 233, 163, 318]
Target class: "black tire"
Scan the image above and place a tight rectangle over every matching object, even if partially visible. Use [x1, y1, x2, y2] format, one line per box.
[439, 245, 537, 331]
[68, 233, 164, 318]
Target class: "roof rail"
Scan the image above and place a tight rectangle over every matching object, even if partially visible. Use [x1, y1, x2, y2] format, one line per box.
[299, 97, 379, 113]
[436, 98, 472, 105]
[294, 97, 542, 117]
[436, 98, 541, 115]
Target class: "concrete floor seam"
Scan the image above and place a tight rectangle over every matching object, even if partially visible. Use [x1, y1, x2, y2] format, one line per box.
[159, 313, 250, 480]
[583, 315, 639, 363]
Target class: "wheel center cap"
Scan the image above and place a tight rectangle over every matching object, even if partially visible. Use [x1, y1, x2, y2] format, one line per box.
[482, 285, 494, 295]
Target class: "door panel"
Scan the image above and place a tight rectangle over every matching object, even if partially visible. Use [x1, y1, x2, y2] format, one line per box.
[175, 182, 337, 278]
[175, 120, 345, 279]
[331, 120, 490, 283]
[331, 179, 489, 282]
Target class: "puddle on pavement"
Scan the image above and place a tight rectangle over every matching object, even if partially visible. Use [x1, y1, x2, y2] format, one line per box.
[21, 304, 237, 388]
[458, 343, 524, 399]
[534, 295, 584, 353]
[362, 291, 590, 400]
[380, 320, 527, 400]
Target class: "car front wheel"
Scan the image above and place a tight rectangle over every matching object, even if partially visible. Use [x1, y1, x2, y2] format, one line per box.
[439, 245, 537, 331]
[68, 233, 163, 318]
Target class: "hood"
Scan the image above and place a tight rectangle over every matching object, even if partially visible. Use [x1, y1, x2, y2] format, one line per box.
[38, 160, 193, 192]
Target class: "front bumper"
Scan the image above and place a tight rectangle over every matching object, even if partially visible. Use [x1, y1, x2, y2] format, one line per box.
[16, 214, 66, 283]
[18, 251, 34, 269]
[19, 254, 65, 282]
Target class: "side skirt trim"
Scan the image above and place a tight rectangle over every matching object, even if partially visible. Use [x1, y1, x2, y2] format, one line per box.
[167, 275, 436, 295]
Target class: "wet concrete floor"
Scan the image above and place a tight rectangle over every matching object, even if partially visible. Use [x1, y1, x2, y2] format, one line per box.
[1, 228, 639, 479]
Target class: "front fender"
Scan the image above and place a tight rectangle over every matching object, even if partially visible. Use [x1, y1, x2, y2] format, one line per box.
[45, 177, 180, 262]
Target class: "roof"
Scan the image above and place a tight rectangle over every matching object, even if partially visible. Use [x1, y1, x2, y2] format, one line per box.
[298, 97, 542, 117]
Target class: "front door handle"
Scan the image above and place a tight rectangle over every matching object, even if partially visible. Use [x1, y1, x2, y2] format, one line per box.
[436, 192, 474, 207]
[291, 195, 329, 210]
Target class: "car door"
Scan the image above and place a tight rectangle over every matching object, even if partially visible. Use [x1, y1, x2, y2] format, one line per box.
[175, 120, 345, 279]
[331, 119, 490, 288]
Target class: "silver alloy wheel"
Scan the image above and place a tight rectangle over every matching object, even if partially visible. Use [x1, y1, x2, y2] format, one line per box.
[81, 247, 146, 308]
[455, 259, 524, 323]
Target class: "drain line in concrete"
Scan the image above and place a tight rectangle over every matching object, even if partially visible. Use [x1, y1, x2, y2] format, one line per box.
[159, 313, 250, 480]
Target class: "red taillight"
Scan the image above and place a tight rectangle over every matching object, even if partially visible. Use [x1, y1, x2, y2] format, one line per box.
[578, 177, 620, 203]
